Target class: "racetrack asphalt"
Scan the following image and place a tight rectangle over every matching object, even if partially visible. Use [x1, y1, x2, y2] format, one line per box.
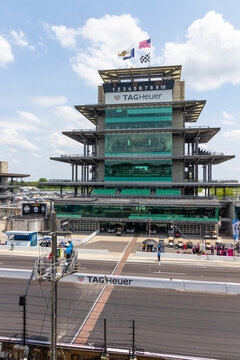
[1, 233, 240, 360]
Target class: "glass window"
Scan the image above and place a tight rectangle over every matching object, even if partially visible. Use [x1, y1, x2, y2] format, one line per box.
[105, 133, 172, 155]
[55, 204, 219, 221]
[105, 160, 172, 182]
[105, 106, 172, 129]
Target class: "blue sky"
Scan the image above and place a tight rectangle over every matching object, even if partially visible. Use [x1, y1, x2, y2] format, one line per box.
[1, 0, 240, 181]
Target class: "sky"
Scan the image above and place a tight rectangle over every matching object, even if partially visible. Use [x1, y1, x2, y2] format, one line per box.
[1, 0, 240, 181]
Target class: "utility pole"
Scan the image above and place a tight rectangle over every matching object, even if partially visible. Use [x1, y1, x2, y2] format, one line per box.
[50, 208, 57, 360]
[34, 202, 76, 360]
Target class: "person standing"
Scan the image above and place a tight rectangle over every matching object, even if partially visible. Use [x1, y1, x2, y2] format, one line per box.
[157, 248, 161, 262]
[211, 245, 214, 255]
[65, 240, 73, 259]
[10, 239, 14, 251]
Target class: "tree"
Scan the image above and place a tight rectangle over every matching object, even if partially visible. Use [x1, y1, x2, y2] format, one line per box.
[39, 178, 48, 183]
[38, 178, 48, 189]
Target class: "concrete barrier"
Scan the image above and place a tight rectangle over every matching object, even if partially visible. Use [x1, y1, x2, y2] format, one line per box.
[77, 249, 108, 255]
[135, 251, 240, 262]
[0, 269, 240, 294]
[70, 273, 240, 294]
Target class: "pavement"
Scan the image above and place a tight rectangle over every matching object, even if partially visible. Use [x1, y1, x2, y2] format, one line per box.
[1, 232, 240, 360]
[0, 232, 239, 268]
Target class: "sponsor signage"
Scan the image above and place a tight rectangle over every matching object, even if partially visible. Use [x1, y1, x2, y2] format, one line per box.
[22, 203, 47, 216]
[103, 80, 174, 104]
[232, 219, 239, 242]
[77, 274, 133, 286]
[105, 89, 172, 104]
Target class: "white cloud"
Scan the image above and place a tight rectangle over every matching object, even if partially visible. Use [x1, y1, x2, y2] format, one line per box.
[49, 131, 78, 150]
[52, 148, 65, 155]
[222, 110, 235, 125]
[45, 24, 81, 50]
[33, 95, 67, 107]
[9, 29, 34, 50]
[9, 148, 17, 153]
[16, 110, 41, 124]
[223, 129, 240, 141]
[160, 11, 240, 91]
[46, 14, 149, 85]
[33, 153, 40, 158]
[53, 105, 91, 128]
[0, 35, 14, 67]
[0, 128, 38, 151]
[0, 119, 39, 132]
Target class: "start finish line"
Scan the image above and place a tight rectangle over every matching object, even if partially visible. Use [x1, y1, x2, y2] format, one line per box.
[72, 273, 240, 295]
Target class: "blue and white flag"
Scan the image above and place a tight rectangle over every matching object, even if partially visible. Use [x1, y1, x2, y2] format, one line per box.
[123, 48, 134, 60]
[232, 219, 239, 242]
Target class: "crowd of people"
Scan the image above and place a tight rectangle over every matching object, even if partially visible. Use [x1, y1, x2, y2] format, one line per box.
[192, 243, 234, 256]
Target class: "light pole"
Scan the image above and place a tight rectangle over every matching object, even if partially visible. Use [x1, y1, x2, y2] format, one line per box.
[148, 216, 152, 241]
[50, 210, 57, 360]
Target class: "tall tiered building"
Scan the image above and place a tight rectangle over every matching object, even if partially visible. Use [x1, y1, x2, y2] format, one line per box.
[47, 65, 239, 235]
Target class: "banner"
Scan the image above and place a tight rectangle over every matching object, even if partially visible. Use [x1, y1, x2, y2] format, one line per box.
[232, 219, 239, 242]
[105, 89, 172, 104]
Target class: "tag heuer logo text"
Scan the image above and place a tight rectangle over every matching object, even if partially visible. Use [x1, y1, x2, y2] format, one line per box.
[114, 95, 120, 100]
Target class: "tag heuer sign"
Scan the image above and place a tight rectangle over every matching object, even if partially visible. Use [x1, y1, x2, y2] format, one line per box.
[105, 89, 172, 104]
[104, 80, 174, 104]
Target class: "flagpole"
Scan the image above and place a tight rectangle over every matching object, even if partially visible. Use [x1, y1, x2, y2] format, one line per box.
[149, 40, 151, 68]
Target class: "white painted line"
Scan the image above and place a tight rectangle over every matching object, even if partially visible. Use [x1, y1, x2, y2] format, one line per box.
[0, 267, 32, 272]
[153, 271, 186, 275]
[71, 234, 135, 344]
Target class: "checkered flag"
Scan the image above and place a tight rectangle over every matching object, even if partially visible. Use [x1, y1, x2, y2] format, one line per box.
[140, 53, 150, 63]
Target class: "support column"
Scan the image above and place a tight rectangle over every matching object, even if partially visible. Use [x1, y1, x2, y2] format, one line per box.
[81, 164, 83, 181]
[75, 165, 78, 182]
[191, 142, 194, 155]
[195, 162, 198, 182]
[71, 164, 74, 181]
[187, 143, 190, 156]
[203, 165, 206, 182]
[208, 164, 211, 182]
[87, 165, 89, 181]
[195, 137, 198, 155]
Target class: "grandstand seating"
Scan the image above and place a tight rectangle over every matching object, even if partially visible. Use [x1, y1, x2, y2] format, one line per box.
[155, 189, 181, 196]
[121, 188, 150, 195]
[92, 189, 116, 195]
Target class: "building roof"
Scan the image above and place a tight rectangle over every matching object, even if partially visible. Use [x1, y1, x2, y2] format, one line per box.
[98, 65, 182, 82]
[42, 179, 240, 189]
[0, 172, 30, 178]
[75, 100, 206, 125]
[62, 127, 220, 144]
[50, 154, 234, 166]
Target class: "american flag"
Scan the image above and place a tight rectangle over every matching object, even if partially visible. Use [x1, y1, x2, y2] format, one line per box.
[139, 39, 151, 49]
